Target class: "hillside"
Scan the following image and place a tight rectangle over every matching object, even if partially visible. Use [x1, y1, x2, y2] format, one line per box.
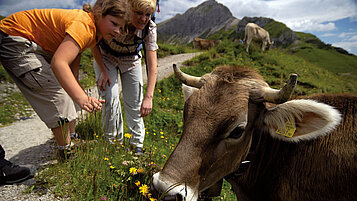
[157, 0, 357, 80]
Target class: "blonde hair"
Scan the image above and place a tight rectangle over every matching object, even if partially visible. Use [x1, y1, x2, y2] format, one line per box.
[83, 0, 130, 21]
[129, 0, 156, 13]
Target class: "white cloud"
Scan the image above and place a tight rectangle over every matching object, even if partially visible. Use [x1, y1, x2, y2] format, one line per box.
[321, 33, 337, 37]
[338, 32, 357, 38]
[286, 21, 336, 32]
[333, 40, 357, 54]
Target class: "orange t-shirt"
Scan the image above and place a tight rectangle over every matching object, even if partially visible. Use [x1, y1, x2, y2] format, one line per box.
[0, 8, 99, 54]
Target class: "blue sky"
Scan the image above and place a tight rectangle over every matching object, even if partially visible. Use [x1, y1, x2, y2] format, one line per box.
[0, 0, 356, 55]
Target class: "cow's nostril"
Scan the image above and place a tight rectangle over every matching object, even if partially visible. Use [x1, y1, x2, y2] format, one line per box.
[176, 194, 183, 201]
[162, 194, 183, 201]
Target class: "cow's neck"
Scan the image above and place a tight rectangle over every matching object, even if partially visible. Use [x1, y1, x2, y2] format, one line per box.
[224, 130, 262, 180]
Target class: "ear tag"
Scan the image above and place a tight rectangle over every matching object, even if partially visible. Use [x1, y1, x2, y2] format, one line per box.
[276, 121, 296, 138]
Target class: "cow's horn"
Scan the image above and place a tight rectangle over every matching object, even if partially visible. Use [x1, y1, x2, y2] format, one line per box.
[173, 64, 204, 88]
[263, 73, 297, 103]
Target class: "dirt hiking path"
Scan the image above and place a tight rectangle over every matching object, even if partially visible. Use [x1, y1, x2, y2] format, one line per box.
[0, 52, 201, 200]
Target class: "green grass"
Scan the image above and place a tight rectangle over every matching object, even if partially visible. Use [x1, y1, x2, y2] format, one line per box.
[1, 38, 356, 200]
[28, 40, 357, 200]
[289, 32, 357, 79]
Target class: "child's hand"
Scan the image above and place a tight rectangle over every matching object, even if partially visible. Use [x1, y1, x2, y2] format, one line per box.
[80, 96, 105, 112]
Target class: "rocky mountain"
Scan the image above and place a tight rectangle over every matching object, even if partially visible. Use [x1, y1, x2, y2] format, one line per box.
[157, 0, 353, 56]
[157, 0, 239, 44]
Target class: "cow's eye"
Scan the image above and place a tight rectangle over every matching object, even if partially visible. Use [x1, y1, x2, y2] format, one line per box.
[228, 126, 245, 139]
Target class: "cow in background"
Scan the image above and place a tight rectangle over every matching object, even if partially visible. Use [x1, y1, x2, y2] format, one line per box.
[244, 23, 274, 53]
[193, 37, 220, 50]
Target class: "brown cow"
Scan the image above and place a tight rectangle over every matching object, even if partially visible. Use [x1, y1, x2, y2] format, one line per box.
[151, 64, 357, 201]
[244, 23, 273, 53]
[193, 37, 219, 50]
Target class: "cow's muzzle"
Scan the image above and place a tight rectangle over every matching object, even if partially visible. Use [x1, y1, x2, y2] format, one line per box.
[151, 182, 184, 201]
[151, 172, 198, 201]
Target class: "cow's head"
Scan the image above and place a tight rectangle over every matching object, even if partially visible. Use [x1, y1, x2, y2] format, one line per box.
[266, 40, 274, 50]
[151, 65, 341, 200]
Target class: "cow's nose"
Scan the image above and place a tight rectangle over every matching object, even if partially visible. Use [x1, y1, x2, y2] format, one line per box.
[150, 182, 184, 201]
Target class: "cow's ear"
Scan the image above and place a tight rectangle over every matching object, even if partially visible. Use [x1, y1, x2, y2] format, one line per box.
[264, 99, 341, 142]
[182, 84, 199, 102]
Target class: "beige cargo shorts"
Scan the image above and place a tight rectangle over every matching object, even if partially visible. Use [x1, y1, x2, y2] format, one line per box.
[0, 32, 77, 128]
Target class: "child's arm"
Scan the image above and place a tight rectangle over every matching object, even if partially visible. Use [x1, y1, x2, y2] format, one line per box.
[51, 35, 104, 112]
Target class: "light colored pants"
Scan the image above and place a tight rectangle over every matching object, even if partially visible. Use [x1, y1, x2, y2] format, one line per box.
[0, 33, 77, 129]
[94, 61, 145, 148]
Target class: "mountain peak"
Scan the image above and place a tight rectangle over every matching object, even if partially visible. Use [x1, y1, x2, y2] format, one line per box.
[158, 0, 237, 44]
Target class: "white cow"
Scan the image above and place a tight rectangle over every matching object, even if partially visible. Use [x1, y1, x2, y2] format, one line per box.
[244, 23, 273, 53]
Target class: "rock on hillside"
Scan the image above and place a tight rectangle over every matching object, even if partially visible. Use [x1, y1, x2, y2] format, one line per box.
[157, 0, 238, 44]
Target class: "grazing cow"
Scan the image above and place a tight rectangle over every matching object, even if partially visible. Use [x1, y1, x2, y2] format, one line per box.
[193, 37, 219, 50]
[244, 23, 273, 53]
[151, 64, 357, 201]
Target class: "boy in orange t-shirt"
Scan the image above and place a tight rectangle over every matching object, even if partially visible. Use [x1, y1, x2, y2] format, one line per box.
[0, 0, 129, 184]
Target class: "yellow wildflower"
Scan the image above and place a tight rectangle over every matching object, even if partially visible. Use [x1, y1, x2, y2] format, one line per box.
[124, 133, 132, 139]
[149, 198, 157, 201]
[129, 167, 137, 175]
[135, 181, 141, 186]
[104, 157, 109, 161]
[110, 165, 115, 169]
[139, 184, 149, 196]
[137, 168, 145, 174]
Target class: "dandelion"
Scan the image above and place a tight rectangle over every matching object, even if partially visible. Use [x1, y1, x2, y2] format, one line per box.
[135, 181, 141, 186]
[139, 184, 149, 196]
[167, 97, 170, 100]
[160, 136, 164, 139]
[124, 133, 132, 139]
[160, 131, 164, 134]
[158, 89, 161, 93]
[129, 167, 137, 175]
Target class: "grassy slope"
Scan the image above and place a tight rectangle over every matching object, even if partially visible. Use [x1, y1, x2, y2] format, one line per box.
[5, 39, 355, 200]
[289, 32, 357, 75]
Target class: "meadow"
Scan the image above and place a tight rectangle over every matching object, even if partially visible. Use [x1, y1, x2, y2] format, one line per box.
[1, 39, 357, 200]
